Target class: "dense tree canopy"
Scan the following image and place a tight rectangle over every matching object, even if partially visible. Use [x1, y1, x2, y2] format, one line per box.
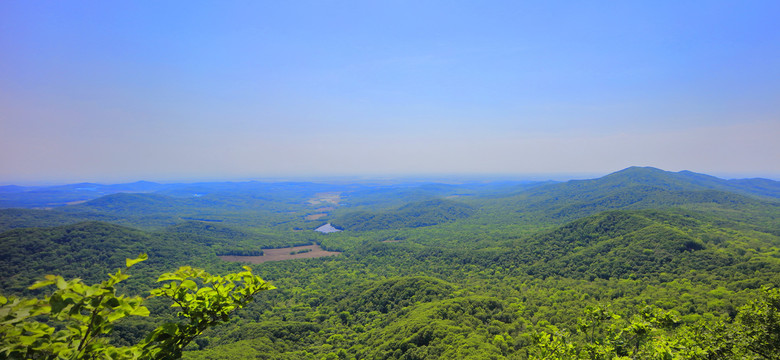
[1, 167, 779, 358]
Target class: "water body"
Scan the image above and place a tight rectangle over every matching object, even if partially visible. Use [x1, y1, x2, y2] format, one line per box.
[315, 223, 341, 234]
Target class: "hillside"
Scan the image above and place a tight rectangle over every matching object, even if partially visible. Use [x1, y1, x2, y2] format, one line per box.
[0, 181, 169, 208]
[0, 208, 116, 232]
[475, 166, 780, 225]
[161, 221, 318, 251]
[335, 181, 549, 210]
[493, 209, 780, 284]
[0, 221, 221, 293]
[330, 199, 476, 231]
[56, 191, 310, 230]
[182, 207, 780, 359]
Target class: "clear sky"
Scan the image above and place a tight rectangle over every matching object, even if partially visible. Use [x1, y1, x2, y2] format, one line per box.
[1, 1, 779, 184]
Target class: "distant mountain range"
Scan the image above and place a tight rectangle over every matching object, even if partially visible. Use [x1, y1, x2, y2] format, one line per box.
[1, 167, 777, 209]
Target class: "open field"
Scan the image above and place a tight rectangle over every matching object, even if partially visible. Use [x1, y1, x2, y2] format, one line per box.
[307, 192, 341, 206]
[218, 244, 341, 264]
[305, 213, 327, 221]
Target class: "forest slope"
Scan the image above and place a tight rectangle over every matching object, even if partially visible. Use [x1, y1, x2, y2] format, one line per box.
[330, 199, 475, 231]
[497, 209, 780, 284]
[0, 221, 221, 293]
[473, 166, 780, 225]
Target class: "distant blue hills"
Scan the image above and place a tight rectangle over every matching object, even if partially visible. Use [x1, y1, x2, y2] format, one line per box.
[0, 167, 778, 211]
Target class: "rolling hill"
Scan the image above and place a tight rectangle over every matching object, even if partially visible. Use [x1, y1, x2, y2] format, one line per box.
[475, 166, 780, 225]
[0, 221, 220, 293]
[330, 199, 476, 231]
[495, 209, 780, 284]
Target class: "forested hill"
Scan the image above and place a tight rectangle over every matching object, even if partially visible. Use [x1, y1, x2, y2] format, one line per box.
[332, 181, 550, 209]
[55, 191, 311, 229]
[74, 193, 192, 215]
[475, 166, 780, 225]
[0, 181, 168, 208]
[533, 166, 780, 200]
[0, 221, 223, 294]
[496, 209, 780, 283]
[330, 199, 475, 231]
[0, 180, 348, 209]
[0, 208, 117, 232]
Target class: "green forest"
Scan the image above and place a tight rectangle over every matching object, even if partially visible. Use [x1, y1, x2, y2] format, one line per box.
[1, 167, 779, 359]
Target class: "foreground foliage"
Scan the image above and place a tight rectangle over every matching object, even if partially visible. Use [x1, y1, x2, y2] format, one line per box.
[529, 287, 780, 359]
[0, 254, 274, 359]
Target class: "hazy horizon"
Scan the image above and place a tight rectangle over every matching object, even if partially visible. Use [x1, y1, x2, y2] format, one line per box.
[2, 1, 778, 184]
[3, 167, 779, 188]
[0, 170, 605, 187]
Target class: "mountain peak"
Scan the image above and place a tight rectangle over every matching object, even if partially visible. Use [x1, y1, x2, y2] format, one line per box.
[611, 166, 667, 175]
[599, 167, 681, 187]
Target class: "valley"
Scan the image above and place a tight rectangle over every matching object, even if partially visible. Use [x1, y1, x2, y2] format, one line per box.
[1, 166, 779, 359]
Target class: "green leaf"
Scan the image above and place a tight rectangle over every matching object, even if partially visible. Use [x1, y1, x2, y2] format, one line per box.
[28, 277, 55, 290]
[107, 311, 126, 323]
[129, 306, 150, 317]
[126, 253, 148, 268]
[156, 273, 185, 282]
[55, 276, 67, 290]
[180, 280, 197, 291]
[106, 297, 121, 308]
[49, 293, 70, 314]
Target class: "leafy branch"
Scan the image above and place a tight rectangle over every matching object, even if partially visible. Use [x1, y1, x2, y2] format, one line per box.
[0, 254, 275, 360]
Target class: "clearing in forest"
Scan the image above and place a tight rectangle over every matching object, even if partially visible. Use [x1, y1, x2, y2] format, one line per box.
[307, 192, 341, 206]
[305, 213, 327, 221]
[218, 244, 340, 264]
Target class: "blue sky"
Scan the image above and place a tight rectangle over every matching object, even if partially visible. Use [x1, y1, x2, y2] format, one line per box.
[1, 1, 778, 184]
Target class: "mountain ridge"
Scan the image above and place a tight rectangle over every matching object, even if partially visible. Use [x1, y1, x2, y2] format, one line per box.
[473, 166, 780, 226]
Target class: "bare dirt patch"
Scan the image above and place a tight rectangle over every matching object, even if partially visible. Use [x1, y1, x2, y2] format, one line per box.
[218, 244, 341, 264]
[445, 194, 472, 199]
[307, 192, 341, 206]
[305, 213, 327, 221]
